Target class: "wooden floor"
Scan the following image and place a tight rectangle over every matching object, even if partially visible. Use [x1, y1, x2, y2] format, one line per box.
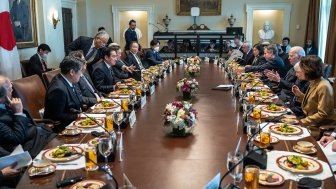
[16, 63, 336, 189]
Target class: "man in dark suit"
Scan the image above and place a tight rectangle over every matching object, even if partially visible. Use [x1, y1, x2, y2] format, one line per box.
[244, 44, 286, 78]
[109, 44, 130, 79]
[91, 46, 121, 95]
[44, 56, 85, 131]
[124, 20, 138, 50]
[66, 31, 109, 74]
[265, 46, 307, 102]
[26, 44, 52, 78]
[68, 51, 103, 107]
[304, 39, 318, 55]
[239, 41, 254, 66]
[125, 42, 146, 80]
[143, 39, 169, 67]
[0, 75, 55, 158]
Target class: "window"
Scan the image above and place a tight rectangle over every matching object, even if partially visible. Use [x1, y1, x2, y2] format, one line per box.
[318, 0, 332, 60]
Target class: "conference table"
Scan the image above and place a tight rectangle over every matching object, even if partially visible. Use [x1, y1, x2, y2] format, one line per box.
[16, 63, 336, 189]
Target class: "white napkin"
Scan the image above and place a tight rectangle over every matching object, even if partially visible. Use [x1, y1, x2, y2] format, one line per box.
[34, 144, 86, 170]
[318, 141, 336, 172]
[80, 127, 105, 134]
[260, 122, 311, 140]
[266, 150, 333, 181]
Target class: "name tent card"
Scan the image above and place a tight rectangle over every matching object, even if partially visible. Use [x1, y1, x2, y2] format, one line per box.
[141, 95, 147, 109]
[150, 85, 155, 95]
[129, 110, 136, 128]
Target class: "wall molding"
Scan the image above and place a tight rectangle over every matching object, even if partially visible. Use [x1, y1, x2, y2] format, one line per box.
[246, 3, 292, 42]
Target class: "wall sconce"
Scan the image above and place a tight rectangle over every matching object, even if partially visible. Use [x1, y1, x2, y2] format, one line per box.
[52, 11, 60, 29]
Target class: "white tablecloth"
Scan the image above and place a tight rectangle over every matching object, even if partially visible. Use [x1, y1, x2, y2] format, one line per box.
[34, 144, 86, 170]
[266, 150, 333, 181]
[318, 141, 336, 172]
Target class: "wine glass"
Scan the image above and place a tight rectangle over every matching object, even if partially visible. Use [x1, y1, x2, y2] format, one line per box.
[113, 111, 124, 135]
[227, 151, 243, 184]
[129, 92, 137, 111]
[98, 136, 112, 171]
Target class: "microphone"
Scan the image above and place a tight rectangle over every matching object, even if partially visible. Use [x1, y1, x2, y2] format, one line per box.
[218, 145, 274, 189]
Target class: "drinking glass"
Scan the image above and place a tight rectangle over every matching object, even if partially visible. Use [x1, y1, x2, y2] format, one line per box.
[244, 165, 260, 189]
[247, 122, 258, 150]
[227, 152, 243, 184]
[252, 108, 261, 119]
[259, 131, 271, 148]
[105, 112, 114, 132]
[121, 98, 129, 111]
[84, 146, 98, 171]
[113, 112, 124, 135]
[98, 136, 112, 170]
[129, 92, 137, 111]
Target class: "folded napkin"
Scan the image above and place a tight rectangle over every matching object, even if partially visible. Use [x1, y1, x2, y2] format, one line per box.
[260, 122, 311, 140]
[318, 142, 336, 172]
[266, 150, 333, 181]
[34, 144, 86, 170]
[79, 126, 105, 134]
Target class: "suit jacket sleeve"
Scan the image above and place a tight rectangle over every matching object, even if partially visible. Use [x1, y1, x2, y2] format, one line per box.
[125, 30, 132, 44]
[66, 36, 84, 55]
[44, 88, 78, 124]
[245, 61, 274, 73]
[0, 115, 30, 146]
[146, 50, 162, 65]
[301, 83, 334, 125]
[92, 68, 115, 93]
[75, 84, 97, 107]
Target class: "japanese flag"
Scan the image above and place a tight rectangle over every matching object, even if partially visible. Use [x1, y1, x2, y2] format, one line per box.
[0, 0, 22, 80]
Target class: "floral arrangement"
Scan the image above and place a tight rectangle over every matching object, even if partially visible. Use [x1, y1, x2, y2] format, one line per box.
[176, 78, 199, 93]
[163, 101, 198, 136]
[184, 56, 201, 76]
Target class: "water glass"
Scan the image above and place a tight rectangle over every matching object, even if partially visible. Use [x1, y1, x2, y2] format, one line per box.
[98, 136, 112, 170]
[227, 152, 243, 184]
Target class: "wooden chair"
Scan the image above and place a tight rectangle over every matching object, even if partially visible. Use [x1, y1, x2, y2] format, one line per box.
[42, 69, 60, 88]
[11, 75, 59, 128]
[20, 60, 29, 78]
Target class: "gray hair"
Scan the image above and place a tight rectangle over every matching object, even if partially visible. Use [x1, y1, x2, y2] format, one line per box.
[0, 75, 8, 99]
[243, 41, 252, 50]
[290, 46, 306, 58]
[59, 56, 85, 75]
[294, 62, 301, 71]
[94, 31, 109, 40]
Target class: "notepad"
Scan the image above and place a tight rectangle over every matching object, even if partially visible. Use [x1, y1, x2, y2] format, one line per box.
[0, 145, 32, 170]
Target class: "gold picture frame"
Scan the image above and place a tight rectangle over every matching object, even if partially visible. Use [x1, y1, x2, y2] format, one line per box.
[176, 0, 221, 16]
[9, 0, 38, 49]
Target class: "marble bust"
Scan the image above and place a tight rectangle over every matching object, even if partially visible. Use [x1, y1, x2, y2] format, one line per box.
[258, 21, 275, 44]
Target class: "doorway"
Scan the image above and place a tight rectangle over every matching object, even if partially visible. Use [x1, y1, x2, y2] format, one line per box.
[62, 7, 73, 52]
[112, 5, 154, 49]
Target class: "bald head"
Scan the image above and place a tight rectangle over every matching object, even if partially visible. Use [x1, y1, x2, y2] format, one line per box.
[0, 75, 12, 103]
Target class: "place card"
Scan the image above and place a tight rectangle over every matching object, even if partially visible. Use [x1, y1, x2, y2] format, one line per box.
[141, 95, 147, 109]
[129, 110, 136, 128]
[150, 85, 155, 95]
[214, 59, 218, 64]
[204, 172, 220, 189]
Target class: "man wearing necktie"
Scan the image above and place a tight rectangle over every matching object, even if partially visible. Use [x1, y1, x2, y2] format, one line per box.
[26, 44, 52, 78]
[66, 31, 110, 74]
[44, 56, 85, 131]
[92, 46, 121, 95]
[125, 42, 147, 80]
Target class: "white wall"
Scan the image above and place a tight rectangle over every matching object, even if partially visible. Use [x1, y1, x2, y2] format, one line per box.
[80, 0, 308, 47]
[18, 0, 65, 68]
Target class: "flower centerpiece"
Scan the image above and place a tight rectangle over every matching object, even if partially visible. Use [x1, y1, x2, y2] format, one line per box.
[176, 78, 199, 100]
[184, 56, 201, 77]
[163, 101, 198, 136]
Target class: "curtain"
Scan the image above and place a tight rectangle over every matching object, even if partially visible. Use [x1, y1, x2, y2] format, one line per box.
[305, 0, 320, 49]
[324, 0, 336, 75]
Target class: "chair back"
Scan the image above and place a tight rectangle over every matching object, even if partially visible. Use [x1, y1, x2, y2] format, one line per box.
[12, 75, 46, 119]
[20, 60, 29, 77]
[323, 64, 333, 79]
[42, 69, 60, 88]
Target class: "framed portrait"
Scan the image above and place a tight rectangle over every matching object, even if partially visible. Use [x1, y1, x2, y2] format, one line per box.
[9, 0, 38, 48]
[176, 0, 221, 16]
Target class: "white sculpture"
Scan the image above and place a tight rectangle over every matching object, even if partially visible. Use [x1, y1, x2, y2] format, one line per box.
[258, 21, 275, 44]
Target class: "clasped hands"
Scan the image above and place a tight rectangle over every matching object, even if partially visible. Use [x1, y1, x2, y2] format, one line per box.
[264, 69, 281, 83]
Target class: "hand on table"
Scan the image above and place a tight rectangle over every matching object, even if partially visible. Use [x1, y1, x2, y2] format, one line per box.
[319, 135, 335, 147]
